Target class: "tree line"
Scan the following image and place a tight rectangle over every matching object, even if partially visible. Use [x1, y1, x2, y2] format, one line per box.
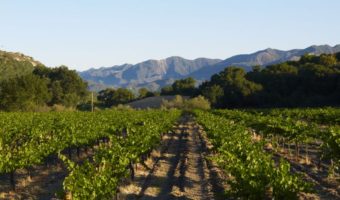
[155, 53, 340, 108]
[197, 53, 340, 108]
[0, 65, 88, 111]
[1, 52, 340, 111]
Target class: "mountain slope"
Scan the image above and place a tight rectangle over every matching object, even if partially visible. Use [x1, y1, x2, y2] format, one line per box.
[80, 44, 340, 91]
[0, 50, 43, 81]
[190, 44, 340, 80]
[79, 57, 221, 91]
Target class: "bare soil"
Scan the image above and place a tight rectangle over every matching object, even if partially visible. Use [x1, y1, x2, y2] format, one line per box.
[118, 115, 226, 200]
[3, 115, 335, 200]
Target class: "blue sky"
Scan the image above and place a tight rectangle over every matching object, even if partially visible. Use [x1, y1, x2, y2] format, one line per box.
[1, 0, 339, 70]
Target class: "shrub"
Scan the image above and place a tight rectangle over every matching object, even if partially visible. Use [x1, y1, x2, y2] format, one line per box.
[111, 104, 134, 111]
[161, 95, 210, 110]
[161, 95, 184, 109]
[51, 104, 75, 112]
[185, 95, 211, 110]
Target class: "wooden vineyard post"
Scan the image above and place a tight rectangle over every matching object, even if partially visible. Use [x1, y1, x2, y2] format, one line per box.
[27, 166, 32, 182]
[10, 170, 15, 191]
[91, 92, 94, 112]
[121, 127, 135, 180]
[68, 148, 72, 159]
[129, 161, 135, 180]
[329, 159, 335, 178]
[295, 140, 299, 161]
[77, 147, 80, 158]
[305, 142, 309, 164]
[288, 142, 292, 156]
[65, 191, 72, 200]
[122, 127, 128, 139]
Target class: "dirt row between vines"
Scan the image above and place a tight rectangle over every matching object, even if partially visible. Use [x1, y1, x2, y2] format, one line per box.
[118, 115, 227, 200]
[2, 114, 336, 200]
[0, 115, 226, 200]
[120, 115, 340, 200]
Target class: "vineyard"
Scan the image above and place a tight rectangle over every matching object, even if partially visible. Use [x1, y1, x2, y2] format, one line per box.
[0, 108, 339, 199]
[195, 108, 340, 199]
[0, 110, 181, 199]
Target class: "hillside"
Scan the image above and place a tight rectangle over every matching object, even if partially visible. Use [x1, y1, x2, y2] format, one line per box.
[80, 44, 340, 91]
[0, 51, 88, 111]
[2, 45, 340, 92]
[80, 57, 221, 91]
[0, 50, 43, 81]
[190, 44, 340, 80]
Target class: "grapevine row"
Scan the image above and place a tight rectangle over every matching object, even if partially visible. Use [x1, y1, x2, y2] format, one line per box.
[0, 110, 181, 191]
[194, 110, 312, 199]
[213, 109, 340, 176]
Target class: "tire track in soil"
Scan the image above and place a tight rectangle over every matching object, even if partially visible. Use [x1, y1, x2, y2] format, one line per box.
[119, 115, 224, 200]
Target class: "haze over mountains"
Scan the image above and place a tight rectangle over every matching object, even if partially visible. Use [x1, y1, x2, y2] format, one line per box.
[2, 45, 340, 92]
[79, 45, 340, 91]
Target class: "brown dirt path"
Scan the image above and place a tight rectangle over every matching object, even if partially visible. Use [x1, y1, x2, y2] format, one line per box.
[119, 115, 225, 200]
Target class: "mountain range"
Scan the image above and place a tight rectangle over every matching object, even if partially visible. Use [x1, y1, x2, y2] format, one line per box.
[2, 45, 340, 91]
[79, 44, 340, 91]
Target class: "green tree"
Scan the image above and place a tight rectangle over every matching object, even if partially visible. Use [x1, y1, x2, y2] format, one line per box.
[300, 54, 318, 64]
[199, 53, 340, 108]
[50, 81, 63, 105]
[0, 74, 51, 111]
[97, 88, 115, 107]
[113, 88, 135, 105]
[172, 77, 196, 96]
[33, 65, 88, 107]
[318, 54, 337, 66]
[98, 88, 135, 107]
[138, 88, 154, 99]
[203, 67, 262, 107]
[336, 52, 340, 61]
[264, 63, 298, 75]
[161, 77, 197, 96]
[201, 84, 224, 107]
[252, 65, 262, 72]
[161, 85, 174, 95]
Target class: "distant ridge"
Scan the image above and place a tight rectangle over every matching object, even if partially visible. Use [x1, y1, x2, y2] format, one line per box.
[190, 44, 340, 80]
[4, 44, 339, 92]
[80, 44, 340, 91]
[79, 57, 222, 91]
